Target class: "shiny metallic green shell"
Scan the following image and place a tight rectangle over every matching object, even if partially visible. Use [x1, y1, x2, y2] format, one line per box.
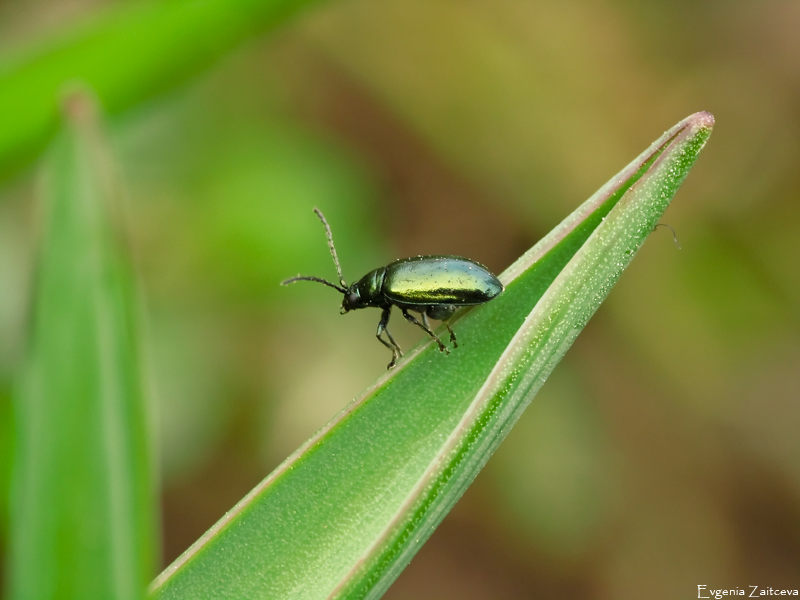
[382, 255, 503, 306]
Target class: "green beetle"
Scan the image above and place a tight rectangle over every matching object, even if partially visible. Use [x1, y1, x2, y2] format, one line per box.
[282, 209, 504, 369]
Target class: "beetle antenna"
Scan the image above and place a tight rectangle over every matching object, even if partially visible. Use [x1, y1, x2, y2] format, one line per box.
[281, 275, 347, 294]
[313, 208, 347, 288]
[653, 223, 681, 249]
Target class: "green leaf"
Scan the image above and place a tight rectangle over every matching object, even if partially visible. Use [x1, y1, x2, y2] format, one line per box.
[8, 94, 156, 599]
[0, 0, 322, 178]
[149, 112, 714, 599]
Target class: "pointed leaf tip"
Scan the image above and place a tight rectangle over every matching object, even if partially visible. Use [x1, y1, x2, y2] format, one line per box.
[688, 111, 715, 130]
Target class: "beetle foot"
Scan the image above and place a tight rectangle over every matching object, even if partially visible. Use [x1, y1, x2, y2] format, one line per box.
[386, 348, 403, 369]
[443, 322, 458, 348]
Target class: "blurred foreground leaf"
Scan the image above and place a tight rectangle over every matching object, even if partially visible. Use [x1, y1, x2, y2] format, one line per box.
[150, 112, 714, 599]
[0, 0, 322, 178]
[8, 95, 155, 599]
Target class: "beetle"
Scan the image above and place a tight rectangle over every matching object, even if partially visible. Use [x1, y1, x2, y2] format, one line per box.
[282, 208, 504, 369]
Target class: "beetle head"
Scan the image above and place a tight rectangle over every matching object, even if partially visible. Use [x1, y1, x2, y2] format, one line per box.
[341, 286, 364, 314]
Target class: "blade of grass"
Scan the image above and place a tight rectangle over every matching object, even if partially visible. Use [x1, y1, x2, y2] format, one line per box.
[0, 0, 323, 178]
[149, 112, 714, 600]
[8, 93, 156, 600]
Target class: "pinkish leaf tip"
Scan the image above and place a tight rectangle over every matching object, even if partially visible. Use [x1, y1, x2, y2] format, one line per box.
[689, 111, 715, 130]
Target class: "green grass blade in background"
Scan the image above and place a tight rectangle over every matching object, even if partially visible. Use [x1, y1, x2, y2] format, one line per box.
[149, 112, 713, 600]
[8, 94, 156, 599]
[0, 0, 323, 178]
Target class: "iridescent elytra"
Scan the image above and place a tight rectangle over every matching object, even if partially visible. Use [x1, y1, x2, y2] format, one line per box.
[282, 208, 504, 369]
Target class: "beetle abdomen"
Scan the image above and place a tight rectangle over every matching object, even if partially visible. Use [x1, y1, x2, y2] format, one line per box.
[382, 255, 503, 306]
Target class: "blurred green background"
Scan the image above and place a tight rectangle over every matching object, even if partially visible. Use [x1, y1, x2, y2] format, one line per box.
[1, 0, 798, 598]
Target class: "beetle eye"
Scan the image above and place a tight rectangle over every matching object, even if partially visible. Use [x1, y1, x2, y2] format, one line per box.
[347, 292, 359, 307]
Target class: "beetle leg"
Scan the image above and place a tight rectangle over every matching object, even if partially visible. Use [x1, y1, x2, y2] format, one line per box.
[402, 309, 449, 354]
[421, 312, 430, 330]
[425, 305, 458, 348]
[443, 321, 458, 348]
[377, 307, 403, 369]
[384, 326, 402, 359]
